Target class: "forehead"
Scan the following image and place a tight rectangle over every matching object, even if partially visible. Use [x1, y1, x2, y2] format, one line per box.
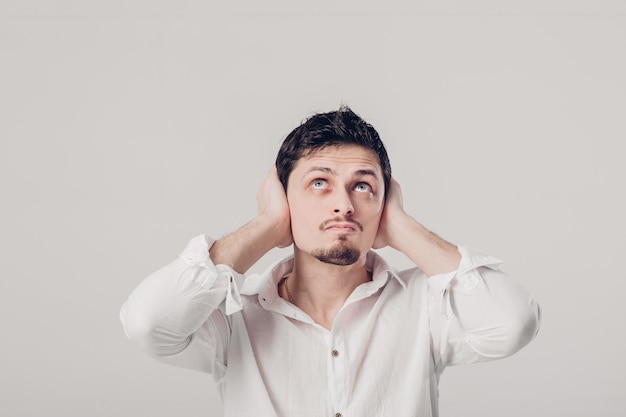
[293, 144, 382, 175]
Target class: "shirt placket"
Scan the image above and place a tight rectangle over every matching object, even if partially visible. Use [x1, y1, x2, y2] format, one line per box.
[324, 277, 392, 417]
[327, 326, 347, 417]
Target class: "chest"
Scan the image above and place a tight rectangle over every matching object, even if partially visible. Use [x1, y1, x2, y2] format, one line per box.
[228, 283, 435, 414]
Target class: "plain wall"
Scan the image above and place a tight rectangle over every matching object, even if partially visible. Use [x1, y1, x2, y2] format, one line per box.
[1, 1, 625, 416]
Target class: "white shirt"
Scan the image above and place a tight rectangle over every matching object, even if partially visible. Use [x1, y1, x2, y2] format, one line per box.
[120, 235, 540, 417]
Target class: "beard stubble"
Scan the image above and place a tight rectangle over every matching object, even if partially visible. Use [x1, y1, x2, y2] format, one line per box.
[311, 235, 360, 266]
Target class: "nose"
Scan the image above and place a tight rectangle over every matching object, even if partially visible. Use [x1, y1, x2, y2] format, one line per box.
[333, 189, 354, 216]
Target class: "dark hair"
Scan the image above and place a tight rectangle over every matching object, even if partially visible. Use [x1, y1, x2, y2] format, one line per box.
[276, 106, 391, 194]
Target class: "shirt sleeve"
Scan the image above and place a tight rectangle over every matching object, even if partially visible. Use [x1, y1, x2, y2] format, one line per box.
[428, 246, 541, 372]
[119, 235, 244, 376]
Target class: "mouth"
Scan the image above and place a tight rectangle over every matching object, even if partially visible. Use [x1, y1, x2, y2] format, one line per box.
[325, 223, 358, 232]
[319, 217, 364, 232]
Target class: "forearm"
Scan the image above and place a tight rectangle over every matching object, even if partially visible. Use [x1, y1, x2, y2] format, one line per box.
[389, 213, 461, 276]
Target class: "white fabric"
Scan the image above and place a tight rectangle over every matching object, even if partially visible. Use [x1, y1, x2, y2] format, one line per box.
[120, 235, 541, 417]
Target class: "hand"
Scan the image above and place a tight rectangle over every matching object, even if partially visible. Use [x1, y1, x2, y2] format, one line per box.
[372, 177, 461, 275]
[209, 166, 292, 272]
[256, 165, 293, 248]
[373, 177, 407, 250]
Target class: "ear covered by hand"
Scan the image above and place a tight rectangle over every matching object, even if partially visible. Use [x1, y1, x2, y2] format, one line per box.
[373, 177, 406, 250]
[257, 165, 293, 248]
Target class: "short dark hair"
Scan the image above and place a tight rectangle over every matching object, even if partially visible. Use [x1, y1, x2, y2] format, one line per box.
[276, 106, 391, 194]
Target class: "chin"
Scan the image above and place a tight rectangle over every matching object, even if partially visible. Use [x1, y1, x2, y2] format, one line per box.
[311, 242, 361, 266]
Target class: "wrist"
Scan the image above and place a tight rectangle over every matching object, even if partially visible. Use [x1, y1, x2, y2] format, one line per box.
[393, 218, 461, 275]
[256, 212, 291, 248]
[385, 212, 418, 251]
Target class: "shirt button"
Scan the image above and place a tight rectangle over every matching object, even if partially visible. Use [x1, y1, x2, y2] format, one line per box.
[335, 413, 342, 417]
[331, 350, 339, 357]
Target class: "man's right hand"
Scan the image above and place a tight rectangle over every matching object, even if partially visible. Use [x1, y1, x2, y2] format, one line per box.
[256, 165, 293, 248]
[209, 165, 292, 273]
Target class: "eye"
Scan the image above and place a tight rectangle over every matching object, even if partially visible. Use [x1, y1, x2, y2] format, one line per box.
[311, 179, 329, 189]
[355, 182, 372, 193]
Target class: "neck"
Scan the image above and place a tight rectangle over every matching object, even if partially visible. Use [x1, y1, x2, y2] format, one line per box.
[283, 246, 371, 329]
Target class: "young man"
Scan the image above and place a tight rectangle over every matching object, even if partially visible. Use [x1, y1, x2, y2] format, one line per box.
[120, 107, 541, 416]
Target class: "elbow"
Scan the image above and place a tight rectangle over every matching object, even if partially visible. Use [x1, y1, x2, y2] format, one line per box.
[120, 301, 190, 357]
[469, 297, 541, 359]
[120, 301, 158, 352]
[498, 299, 541, 357]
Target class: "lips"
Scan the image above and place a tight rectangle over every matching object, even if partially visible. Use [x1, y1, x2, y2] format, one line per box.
[326, 223, 357, 232]
[319, 217, 364, 232]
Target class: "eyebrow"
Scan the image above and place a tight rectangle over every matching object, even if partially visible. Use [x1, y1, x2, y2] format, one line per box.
[353, 169, 379, 180]
[301, 166, 336, 179]
[301, 166, 380, 180]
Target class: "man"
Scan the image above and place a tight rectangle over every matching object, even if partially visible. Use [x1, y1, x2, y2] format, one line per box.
[120, 106, 540, 416]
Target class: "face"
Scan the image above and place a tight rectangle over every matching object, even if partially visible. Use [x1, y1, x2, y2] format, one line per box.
[286, 144, 385, 266]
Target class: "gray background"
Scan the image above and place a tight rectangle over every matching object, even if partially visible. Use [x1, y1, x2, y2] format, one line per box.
[1, 1, 624, 416]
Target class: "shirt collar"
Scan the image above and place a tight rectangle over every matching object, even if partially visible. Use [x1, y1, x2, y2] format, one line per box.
[241, 250, 406, 308]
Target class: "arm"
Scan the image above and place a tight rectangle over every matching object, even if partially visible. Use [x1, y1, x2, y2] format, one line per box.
[374, 177, 540, 367]
[210, 165, 292, 273]
[429, 258, 541, 368]
[120, 166, 292, 372]
[373, 177, 461, 276]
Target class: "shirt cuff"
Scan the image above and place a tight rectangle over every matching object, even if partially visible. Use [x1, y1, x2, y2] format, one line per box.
[429, 245, 503, 295]
[428, 246, 506, 366]
[178, 234, 244, 315]
[179, 234, 216, 267]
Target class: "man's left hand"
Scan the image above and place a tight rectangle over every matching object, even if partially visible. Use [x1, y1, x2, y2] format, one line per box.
[373, 177, 408, 250]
